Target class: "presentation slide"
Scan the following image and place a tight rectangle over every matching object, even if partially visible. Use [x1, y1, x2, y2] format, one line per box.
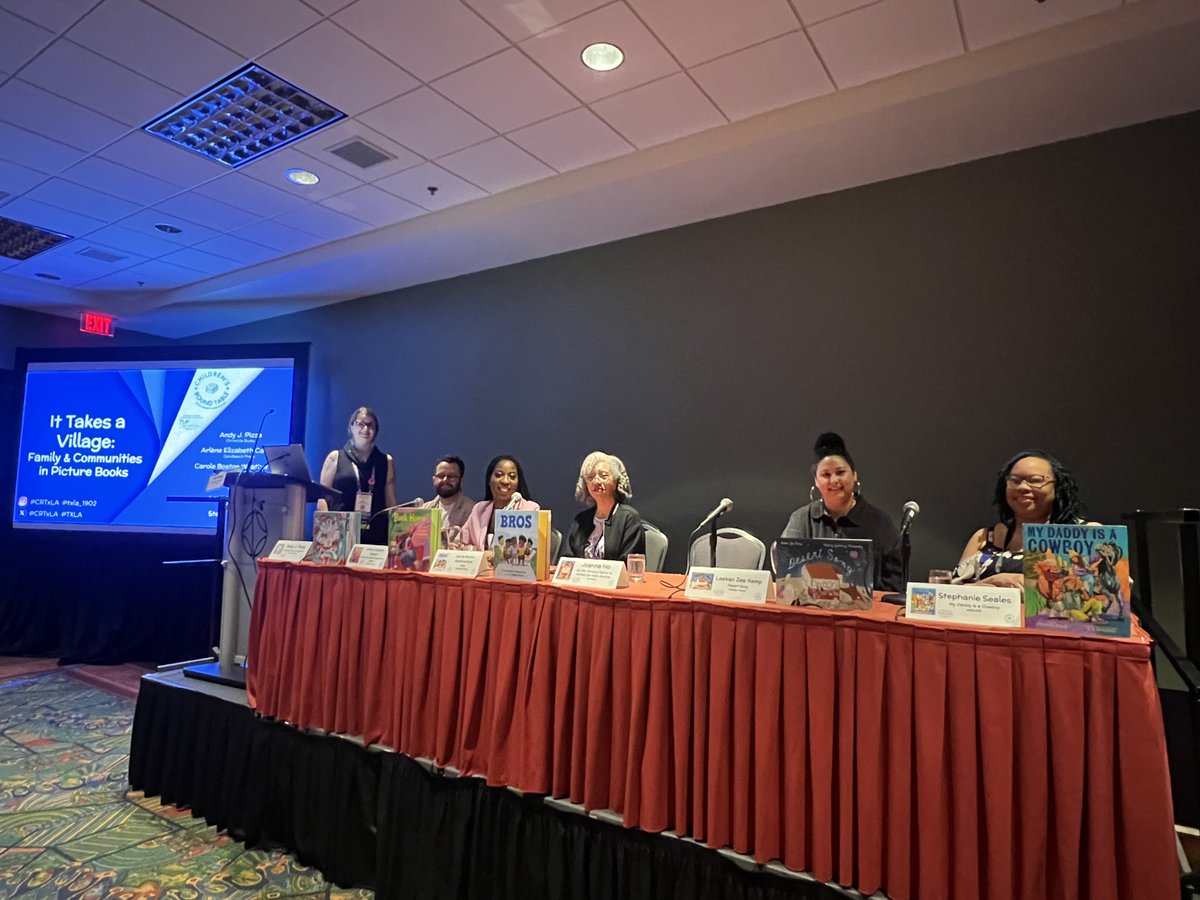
[13, 358, 297, 534]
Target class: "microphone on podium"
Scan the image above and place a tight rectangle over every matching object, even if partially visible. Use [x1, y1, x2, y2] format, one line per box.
[370, 497, 425, 521]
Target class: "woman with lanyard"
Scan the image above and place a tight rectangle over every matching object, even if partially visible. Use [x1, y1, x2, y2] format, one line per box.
[318, 406, 397, 545]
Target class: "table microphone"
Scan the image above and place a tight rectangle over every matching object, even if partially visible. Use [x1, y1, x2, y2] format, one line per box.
[694, 497, 733, 532]
[369, 497, 425, 520]
[898, 500, 920, 535]
[243, 408, 275, 473]
[881, 500, 920, 605]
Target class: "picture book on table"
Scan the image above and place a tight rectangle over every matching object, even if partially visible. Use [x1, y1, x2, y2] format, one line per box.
[306, 511, 360, 565]
[491, 508, 552, 582]
[773, 537, 874, 610]
[1022, 524, 1131, 638]
[387, 507, 442, 572]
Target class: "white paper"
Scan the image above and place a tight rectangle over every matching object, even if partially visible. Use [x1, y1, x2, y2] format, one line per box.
[429, 549, 486, 577]
[552, 557, 630, 590]
[684, 567, 772, 604]
[906, 581, 1022, 628]
[268, 539, 313, 562]
[346, 543, 390, 570]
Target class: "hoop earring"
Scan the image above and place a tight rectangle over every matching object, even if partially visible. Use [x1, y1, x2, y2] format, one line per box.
[809, 485, 820, 503]
[854, 481, 862, 498]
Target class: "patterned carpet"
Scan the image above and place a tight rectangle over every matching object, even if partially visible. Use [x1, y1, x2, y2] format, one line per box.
[0, 662, 373, 898]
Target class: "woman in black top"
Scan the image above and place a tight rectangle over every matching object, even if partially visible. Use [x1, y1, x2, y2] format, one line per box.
[318, 406, 397, 544]
[780, 432, 903, 593]
[565, 451, 646, 564]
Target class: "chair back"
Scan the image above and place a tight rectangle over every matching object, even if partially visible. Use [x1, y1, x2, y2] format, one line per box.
[642, 522, 669, 572]
[688, 527, 766, 570]
[550, 528, 563, 565]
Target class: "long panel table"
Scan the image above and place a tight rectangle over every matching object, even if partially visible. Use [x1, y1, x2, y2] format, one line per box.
[246, 561, 1177, 900]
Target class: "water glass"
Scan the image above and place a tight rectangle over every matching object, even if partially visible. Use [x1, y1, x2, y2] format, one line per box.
[626, 553, 646, 583]
[928, 569, 953, 584]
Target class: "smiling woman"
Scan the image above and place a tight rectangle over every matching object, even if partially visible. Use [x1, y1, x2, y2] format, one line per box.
[565, 451, 646, 564]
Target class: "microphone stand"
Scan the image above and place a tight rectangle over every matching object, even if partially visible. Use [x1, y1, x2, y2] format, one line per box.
[709, 518, 719, 568]
[880, 531, 911, 606]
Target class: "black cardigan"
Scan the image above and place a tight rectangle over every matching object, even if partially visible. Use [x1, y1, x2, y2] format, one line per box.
[566, 503, 646, 563]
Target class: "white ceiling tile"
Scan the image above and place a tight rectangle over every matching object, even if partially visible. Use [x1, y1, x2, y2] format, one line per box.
[358, 87, 495, 159]
[116, 208, 223, 245]
[464, 0, 609, 41]
[0, 10, 54, 72]
[0, 258, 24, 272]
[21, 40, 184, 127]
[66, 0, 243, 94]
[60, 157, 181, 205]
[99, 132, 226, 187]
[629, 0, 799, 66]
[79, 267, 179, 291]
[143, 0, 321, 58]
[0, 0, 104, 32]
[433, 49, 579, 133]
[239, 145, 365, 201]
[7, 256, 119, 286]
[258, 22, 419, 117]
[296, 119, 423, 183]
[26, 178, 143, 220]
[591, 73, 725, 148]
[374, 162, 486, 211]
[957, 0, 1119, 51]
[335, 0, 508, 82]
[83, 223, 183, 257]
[521, 3, 680, 103]
[790, 0, 877, 26]
[230, 218, 322, 253]
[34, 239, 148, 273]
[320, 184, 425, 227]
[193, 234, 279, 265]
[0, 197, 106, 237]
[160, 247, 242, 275]
[297, 0, 354, 13]
[508, 107, 633, 172]
[437, 137, 556, 193]
[690, 31, 833, 121]
[0, 122, 87, 173]
[192, 172, 308, 217]
[153, 192, 260, 230]
[808, 0, 963, 89]
[0, 158, 49, 196]
[112, 257, 208, 286]
[0, 79, 129, 151]
[277, 203, 370, 240]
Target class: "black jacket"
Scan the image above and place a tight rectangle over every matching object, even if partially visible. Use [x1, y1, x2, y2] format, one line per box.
[566, 503, 646, 563]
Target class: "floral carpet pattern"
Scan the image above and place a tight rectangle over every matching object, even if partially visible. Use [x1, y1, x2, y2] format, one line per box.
[0, 668, 372, 899]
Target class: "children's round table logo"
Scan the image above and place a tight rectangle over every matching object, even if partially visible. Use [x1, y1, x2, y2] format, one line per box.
[193, 371, 232, 409]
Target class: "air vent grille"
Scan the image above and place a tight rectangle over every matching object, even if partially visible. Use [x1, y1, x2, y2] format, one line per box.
[328, 138, 394, 169]
[0, 216, 71, 261]
[77, 247, 127, 263]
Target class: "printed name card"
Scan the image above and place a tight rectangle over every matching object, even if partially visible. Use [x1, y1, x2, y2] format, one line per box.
[268, 540, 313, 562]
[552, 557, 629, 590]
[429, 549, 487, 577]
[205, 470, 230, 492]
[906, 582, 1022, 629]
[346, 544, 389, 570]
[684, 567, 773, 604]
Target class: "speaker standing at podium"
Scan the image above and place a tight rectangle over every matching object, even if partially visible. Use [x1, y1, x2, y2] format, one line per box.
[317, 406, 397, 545]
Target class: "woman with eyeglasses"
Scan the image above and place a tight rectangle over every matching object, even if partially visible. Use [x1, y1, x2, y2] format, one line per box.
[565, 451, 646, 563]
[952, 449, 1088, 589]
[317, 406, 397, 545]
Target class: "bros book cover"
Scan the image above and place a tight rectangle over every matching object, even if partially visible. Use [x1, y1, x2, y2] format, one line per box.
[1022, 524, 1131, 638]
[306, 510, 360, 565]
[491, 508, 552, 582]
[774, 537, 874, 610]
[387, 507, 442, 572]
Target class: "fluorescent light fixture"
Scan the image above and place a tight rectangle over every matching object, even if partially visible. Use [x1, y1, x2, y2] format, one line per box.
[0, 216, 72, 261]
[142, 63, 346, 169]
[284, 168, 320, 186]
[581, 42, 624, 72]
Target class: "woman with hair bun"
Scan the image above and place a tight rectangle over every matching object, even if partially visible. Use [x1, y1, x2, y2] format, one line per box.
[565, 451, 646, 563]
[780, 431, 903, 593]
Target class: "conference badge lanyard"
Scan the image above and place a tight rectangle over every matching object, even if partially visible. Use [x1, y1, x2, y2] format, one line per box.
[355, 466, 374, 519]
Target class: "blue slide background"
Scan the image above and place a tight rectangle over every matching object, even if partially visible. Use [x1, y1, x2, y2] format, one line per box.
[13, 365, 295, 533]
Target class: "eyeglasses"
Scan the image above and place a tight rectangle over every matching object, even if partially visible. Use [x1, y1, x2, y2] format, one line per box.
[1006, 474, 1054, 488]
[352, 420, 376, 430]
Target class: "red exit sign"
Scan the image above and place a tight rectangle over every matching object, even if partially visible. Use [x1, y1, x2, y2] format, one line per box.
[79, 311, 114, 337]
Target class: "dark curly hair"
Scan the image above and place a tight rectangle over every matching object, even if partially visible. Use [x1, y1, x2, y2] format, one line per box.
[482, 454, 533, 503]
[993, 449, 1084, 524]
[811, 431, 855, 473]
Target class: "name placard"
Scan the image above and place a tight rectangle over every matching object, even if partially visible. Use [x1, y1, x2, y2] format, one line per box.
[684, 567, 773, 604]
[430, 549, 487, 577]
[552, 557, 630, 590]
[206, 470, 235, 492]
[347, 543, 389, 570]
[268, 539, 313, 562]
[906, 582, 1022, 628]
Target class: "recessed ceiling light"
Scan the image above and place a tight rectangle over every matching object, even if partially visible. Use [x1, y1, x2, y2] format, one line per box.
[285, 168, 320, 186]
[581, 42, 624, 72]
[154, 223, 183, 234]
[35, 272, 62, 280]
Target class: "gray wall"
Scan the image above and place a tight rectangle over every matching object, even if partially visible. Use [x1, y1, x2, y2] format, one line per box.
[18, 110, 1200, 575]
[0, 305, 159, 369]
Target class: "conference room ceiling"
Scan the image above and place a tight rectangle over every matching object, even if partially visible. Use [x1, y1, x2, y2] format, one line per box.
[1, 0, 1198, 338]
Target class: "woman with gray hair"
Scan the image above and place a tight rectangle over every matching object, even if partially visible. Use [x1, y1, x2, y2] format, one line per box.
[564, 451, 647, 563]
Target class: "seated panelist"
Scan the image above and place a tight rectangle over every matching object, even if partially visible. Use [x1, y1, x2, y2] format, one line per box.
[781, 431, 903, 593]
[317, 406, 396, 545]
[458, 455, 539, 551]
[953, 449, 1091, 590]
[565, 451, 646, 564]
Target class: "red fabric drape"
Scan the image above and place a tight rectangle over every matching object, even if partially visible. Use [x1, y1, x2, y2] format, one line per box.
[246, 562, 1176, 900]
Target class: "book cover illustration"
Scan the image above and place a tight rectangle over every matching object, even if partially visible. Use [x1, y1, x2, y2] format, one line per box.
[307, 511, 360, 565]
[491, 508, 552, 582]
[388, 507, 442, 572]
[774, 537, 874, 610]
[1022, 524, 1131, 638]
